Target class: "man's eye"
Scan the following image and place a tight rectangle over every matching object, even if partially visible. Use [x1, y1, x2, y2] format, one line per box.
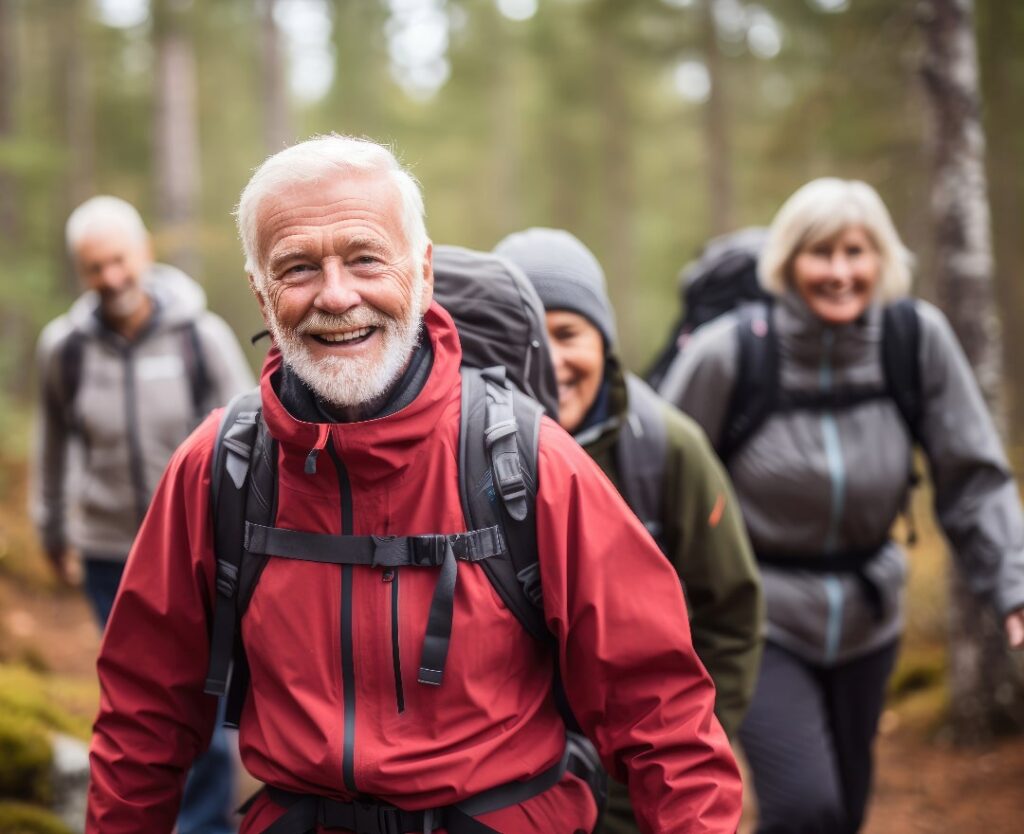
[285, 264, 315, 276]
[354, 256, 380, 266]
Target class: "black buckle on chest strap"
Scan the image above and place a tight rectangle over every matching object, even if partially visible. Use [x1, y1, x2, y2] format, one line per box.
[242, 522, 509, 688]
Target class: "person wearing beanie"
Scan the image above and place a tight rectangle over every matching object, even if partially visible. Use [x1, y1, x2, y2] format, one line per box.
[496, 227, 764, 834]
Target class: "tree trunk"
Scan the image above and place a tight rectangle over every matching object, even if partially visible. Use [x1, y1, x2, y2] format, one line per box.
[593, 1, 635, 354]
[260, 0, 291, 153]
[51, 0, 96, 293]
[0, 0, 16, 244]
[153, 0, 201, 276]
[703, 0, 733, 237]
[978, 0, 1024, 443]
[918, 0, 1024, 745]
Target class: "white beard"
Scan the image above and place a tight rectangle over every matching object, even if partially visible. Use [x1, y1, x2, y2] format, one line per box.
[101, 286, 146, 320]
[266, 271, 425, 409]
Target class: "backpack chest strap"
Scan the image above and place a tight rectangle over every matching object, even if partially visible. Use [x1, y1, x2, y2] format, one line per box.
[238, 521, 508, 689]
[242, 523, 506, 567]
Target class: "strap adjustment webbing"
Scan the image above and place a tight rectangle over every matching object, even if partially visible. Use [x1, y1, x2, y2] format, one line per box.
[243, 523, 506, 567]
[481, 368, 529, 522]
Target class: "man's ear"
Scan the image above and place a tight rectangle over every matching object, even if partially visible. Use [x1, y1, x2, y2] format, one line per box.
[420, 242, 434, 310]
[248, 273, 270, 324]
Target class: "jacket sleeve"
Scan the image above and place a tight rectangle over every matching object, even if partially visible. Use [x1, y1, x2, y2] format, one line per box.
[30, 321, 72, 554]
[534, 419, 742, 834]
[87, 414, 223, 833]
[917, 301, 1024, 618]
[196, 312, 256, 410]
[661, 407, 763, 738]
[656, 314, 740, 449]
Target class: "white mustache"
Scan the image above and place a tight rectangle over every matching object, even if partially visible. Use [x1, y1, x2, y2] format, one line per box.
[295, 309, 390, 336]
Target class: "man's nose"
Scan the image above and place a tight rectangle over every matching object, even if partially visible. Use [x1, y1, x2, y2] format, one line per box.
[98, 264, 128, 292]
[314, 259, 363, 313]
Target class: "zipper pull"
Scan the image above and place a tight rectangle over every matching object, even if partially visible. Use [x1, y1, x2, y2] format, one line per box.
[304, 424, 330, 475]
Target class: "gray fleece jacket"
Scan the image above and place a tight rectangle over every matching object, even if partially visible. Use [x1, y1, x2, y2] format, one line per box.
[658, 290, 1024, 665]
[32, 264, 255, 560]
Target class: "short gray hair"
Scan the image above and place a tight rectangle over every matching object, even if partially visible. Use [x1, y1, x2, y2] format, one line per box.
[235, 134, 428, 288]
[65, 196, 149, 253]
[759, 178, 914, 302]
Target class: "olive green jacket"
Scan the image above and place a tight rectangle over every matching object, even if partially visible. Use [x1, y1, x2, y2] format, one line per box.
[584, 358, 762, 834]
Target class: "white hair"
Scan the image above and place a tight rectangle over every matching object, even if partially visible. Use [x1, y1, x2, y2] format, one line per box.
[65, 196, 149, 253]
[759, 178, 914, 302]
[235, 134, 428, 288]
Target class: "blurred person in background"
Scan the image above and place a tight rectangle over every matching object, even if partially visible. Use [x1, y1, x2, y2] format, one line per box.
[496, 227, 763, 834]
[32, 195, 254, 834]
[658, 177, 1024, 834]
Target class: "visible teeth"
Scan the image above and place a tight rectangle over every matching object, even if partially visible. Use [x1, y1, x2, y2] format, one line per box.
[317, 327, 373, 343]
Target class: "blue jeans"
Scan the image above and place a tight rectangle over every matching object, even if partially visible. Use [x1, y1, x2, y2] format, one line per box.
[84, 557, 237, 834]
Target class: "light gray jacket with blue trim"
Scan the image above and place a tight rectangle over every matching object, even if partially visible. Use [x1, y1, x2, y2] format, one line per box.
[658, 290, 1024, 666]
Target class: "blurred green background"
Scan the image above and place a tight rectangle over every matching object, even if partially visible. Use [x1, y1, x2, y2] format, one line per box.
[1, 0, 1022, 437]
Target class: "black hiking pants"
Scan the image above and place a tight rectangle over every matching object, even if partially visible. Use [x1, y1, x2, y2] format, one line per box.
[739, 639, 899, 834]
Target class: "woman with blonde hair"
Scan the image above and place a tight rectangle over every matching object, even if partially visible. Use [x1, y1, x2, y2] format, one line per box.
[659, 177, 1024, 833]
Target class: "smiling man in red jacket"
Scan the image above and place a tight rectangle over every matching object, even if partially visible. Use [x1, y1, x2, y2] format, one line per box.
[87, 135, 742, 834]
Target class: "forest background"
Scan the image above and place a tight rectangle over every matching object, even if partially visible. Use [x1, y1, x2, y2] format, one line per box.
[1, 0, 1023, 831]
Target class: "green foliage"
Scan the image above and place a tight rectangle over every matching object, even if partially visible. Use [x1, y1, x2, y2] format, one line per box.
[0, 712, 52, 804]
[0, 802, 71, 834]
[0, 667, 95, 742]
[0, 0, 1021, 430]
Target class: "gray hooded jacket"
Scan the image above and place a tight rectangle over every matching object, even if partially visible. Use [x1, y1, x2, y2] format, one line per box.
[32, 264, 255, 560]
[659, 291, 1024, 665]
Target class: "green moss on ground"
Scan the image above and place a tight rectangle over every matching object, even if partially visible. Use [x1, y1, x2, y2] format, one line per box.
[0, 801, 72, 834]
[0, 667, 95, 741]
[0, 712, 51, 803]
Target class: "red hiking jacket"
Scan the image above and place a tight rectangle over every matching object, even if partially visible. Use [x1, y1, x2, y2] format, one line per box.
[88, 304, 742, 833]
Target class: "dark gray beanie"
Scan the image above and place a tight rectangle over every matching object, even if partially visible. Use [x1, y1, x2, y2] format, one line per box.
[494, 227, 617, 347]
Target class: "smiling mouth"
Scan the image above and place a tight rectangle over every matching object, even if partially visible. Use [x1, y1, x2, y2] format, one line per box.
[309, 326, 377, 346]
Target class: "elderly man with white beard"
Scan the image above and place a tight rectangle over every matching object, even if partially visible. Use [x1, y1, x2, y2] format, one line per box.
[87, 135, 743, 834]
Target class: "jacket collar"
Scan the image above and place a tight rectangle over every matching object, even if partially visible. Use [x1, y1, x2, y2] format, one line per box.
[774, 289, 883, 371]
[259, 301, 463, 476]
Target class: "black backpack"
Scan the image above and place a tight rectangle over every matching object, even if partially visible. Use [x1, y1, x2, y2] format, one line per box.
[716, 298, 923, 462]
[203, 246, 607, 815]
[646, 227, 769, 390]
[58, 319, 211, 433]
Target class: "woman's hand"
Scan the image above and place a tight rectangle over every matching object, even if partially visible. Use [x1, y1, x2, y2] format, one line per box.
[1005, 609, 1024, 649]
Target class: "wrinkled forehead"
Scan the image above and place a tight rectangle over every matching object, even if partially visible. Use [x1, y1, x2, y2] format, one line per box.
[254, 171, 408, 258]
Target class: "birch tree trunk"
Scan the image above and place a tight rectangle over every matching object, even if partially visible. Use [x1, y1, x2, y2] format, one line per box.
[918, 0, 1024, 745]
[153, 0, 201, 276]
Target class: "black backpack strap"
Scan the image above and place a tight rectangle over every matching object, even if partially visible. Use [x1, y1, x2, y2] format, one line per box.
[180, 320, 212, 421]
[881, 299, 923, 447]
[56, 329, 88, 435]
[718, 301, 777, 461]
[205, 388, 264, 714]
[616, 375, 668, 552]
[458, 366, 548, 642]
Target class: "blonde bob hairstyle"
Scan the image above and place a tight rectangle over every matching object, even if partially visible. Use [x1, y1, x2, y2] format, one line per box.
[758, 178, 914, 302]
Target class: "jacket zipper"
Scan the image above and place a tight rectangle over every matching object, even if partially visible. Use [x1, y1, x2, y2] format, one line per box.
[384, 568, 405, 713]
[819, 330, 846, 664]
[328, 442, 358, 793]
[122, 346, 149, 527]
